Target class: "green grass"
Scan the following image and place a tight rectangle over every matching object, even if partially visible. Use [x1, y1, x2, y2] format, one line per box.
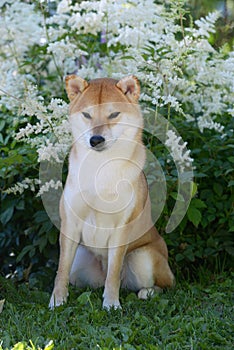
[0, 272, 233, 350]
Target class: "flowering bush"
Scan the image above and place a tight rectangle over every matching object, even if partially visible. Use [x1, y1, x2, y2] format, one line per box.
[0, 0, 233, 283]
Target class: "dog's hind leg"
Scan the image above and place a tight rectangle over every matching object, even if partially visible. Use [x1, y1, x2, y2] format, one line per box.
[122, 243, 175, 298]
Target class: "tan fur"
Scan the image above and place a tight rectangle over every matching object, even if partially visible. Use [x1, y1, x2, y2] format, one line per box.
[49, 75, 174, 310]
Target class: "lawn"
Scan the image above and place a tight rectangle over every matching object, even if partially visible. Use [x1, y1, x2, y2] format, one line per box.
[0, 272, 233, 350]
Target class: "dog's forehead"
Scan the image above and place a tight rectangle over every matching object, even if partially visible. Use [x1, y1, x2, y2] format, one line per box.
[87, 78, 123, 103]
[70, 78, 130, 113]
[86, 103, 116, 116]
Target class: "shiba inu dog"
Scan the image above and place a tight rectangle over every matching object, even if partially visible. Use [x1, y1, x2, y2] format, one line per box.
[49, 75, 174, 310]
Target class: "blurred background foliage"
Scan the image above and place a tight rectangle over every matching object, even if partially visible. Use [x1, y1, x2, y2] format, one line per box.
[188, 0, 234, 49]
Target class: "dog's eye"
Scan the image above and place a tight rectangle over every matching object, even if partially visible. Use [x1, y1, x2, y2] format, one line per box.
[108, 112, 120, 119]
[82, 112, 92, 119]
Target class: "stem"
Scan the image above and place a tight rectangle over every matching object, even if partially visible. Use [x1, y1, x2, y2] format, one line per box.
[154, 105, 158, 124]
[104, 10, 112, 75]
[168, 102, 171, 122]
[166, 102, 171, 135]
[0, 87, 21, 102]
[180, 11, 187, 47]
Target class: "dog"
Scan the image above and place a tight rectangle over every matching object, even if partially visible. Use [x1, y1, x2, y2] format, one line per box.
[49, 75, 174, 310]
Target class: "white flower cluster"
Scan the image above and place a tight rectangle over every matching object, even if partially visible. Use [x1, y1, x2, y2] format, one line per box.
[197, 117, 225, 134]
[37, 180, 63, 197]
[165, 130, 194, 173]
[15, 84, 71, 164]
[0, 1, 42, 110]
[137, 10, 233, 134]
[193, 12, 219, 38]
[0, 2, 43, 57]
[47, 39, 87, 70]
[6, 177, 63, 196]
[5, 178, 41, 195]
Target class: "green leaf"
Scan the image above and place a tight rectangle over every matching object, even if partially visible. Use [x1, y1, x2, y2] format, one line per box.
[191, 182, 198, 197]
[187, 207, 202, 227]
[175, 253, 184, 262]
[16, 245, 34, 263]
[192, 198, 207, 209]
[0, 206, 14, 225]
[0, 153, 23, 166]
[170, 192, 185, 201]
[29, 247, 36, 258]
[16, 200, 25, 210]
[38, 236, 47, 253]
[48, 229, 58, 245]
[183, 249, 195, 262]
[225, 246, 234, 256]
[0, 120, 5, 131]
[213, 183, 223, 197]
[120, 55, 135, 60]
[77, 291, 92, 306]
[228, 180, 234, 187]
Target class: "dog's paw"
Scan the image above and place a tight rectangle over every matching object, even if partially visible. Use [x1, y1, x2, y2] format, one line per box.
[102, 298, 122, 311]
[137, 286, 162, 300]
[49, 290, 68, 310]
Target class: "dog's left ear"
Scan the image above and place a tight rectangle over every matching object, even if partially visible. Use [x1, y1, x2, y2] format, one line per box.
[116, 75, 140, 102]
[65, 75, 89, 101]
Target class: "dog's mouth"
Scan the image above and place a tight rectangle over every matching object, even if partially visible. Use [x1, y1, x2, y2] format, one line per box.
[92, 144, 106, 152]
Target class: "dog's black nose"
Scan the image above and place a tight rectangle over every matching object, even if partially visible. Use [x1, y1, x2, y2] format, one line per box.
[90, 135, 105, 149]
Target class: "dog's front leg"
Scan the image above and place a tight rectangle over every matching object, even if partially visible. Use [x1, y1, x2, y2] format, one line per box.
[103, 244, 127, 310]
[49, 233, 78, 309]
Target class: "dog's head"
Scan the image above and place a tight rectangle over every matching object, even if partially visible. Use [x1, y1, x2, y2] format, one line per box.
[65, 75, 143, 151]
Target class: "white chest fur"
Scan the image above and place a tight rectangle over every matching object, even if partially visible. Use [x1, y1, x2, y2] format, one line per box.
[63, 148, 141, 251]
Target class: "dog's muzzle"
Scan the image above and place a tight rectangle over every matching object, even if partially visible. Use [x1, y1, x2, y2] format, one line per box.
[90, 135, 106, 151]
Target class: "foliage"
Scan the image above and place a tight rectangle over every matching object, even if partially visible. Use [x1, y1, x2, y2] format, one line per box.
[187, 0, 234, 49]
[0, 0, 233, 284]
[158, 118, 234, 275]
[0, 273, 233, 349]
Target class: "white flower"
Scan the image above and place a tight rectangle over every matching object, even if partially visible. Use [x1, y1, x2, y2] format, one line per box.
[47, 39, 87, 67]
[193, 11, 220, 38]
[37, 180, 63, 197]
[5, 178, 41, 195]
[165, 130, 194, 173]
[57, 0, 71, 14]
[0, 2, 43, 57]
[197, 116, 224, 133]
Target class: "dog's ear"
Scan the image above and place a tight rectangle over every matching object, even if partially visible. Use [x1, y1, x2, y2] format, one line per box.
[65, 75, 89, 101]
[116, 75, 140, 102]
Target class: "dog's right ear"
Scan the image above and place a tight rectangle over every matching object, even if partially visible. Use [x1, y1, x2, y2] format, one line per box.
[65, 75, 89, 101]
[116, 75, 140, 102]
